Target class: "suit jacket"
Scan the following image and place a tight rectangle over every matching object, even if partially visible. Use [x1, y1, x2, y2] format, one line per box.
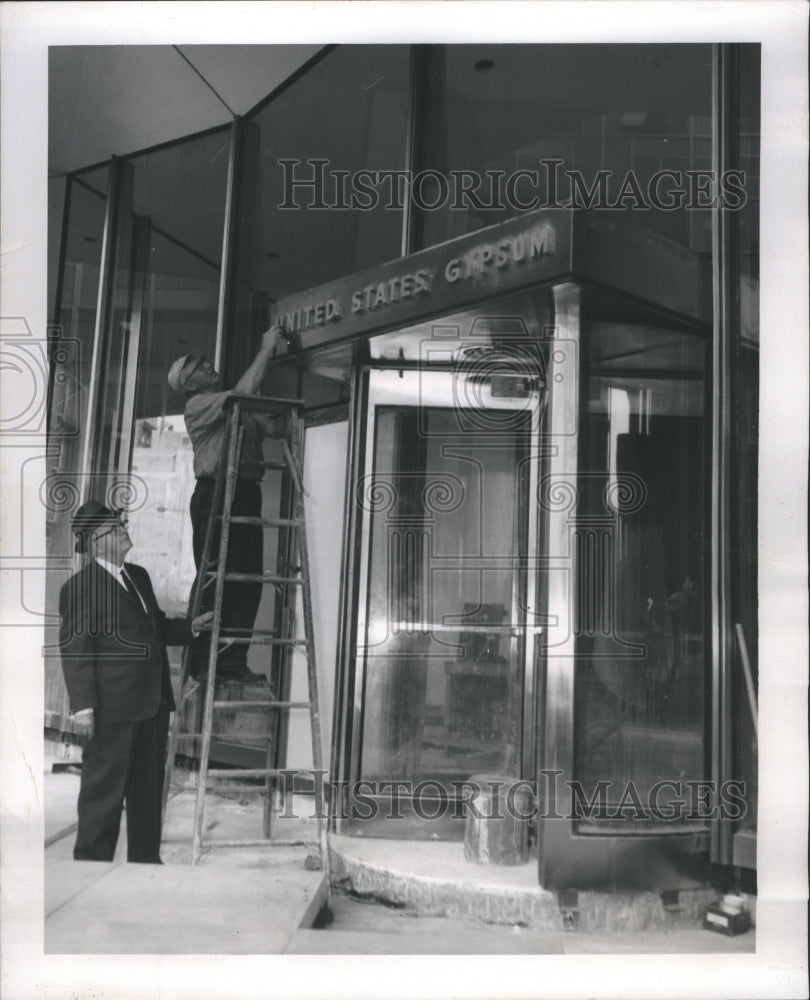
[58, 560, 192, 724]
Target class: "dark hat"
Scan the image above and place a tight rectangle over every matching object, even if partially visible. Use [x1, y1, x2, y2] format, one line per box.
[71, 499, 118, 553]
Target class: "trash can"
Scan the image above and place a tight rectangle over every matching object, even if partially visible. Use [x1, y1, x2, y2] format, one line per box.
[463, 774, 532, 865]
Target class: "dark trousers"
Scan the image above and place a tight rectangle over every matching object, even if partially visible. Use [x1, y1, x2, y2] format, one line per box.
[74, 706, 169, 863]
[189, 477, 263, 676]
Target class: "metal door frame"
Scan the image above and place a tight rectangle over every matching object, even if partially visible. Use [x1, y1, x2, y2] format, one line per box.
[341, 364, 544, 837]
[536, 281, 712, 891]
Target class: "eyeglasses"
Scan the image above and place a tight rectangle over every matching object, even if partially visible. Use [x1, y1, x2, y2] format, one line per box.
[184, 357, 214, 382]
[92, 519, 129, 542]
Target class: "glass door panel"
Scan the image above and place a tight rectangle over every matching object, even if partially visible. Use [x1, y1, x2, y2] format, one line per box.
[361, 405, 526, 783]
[574, 324, 707, 834]
[351, 366, 543, 834]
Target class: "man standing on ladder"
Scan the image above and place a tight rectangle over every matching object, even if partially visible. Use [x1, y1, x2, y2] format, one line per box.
[167, 324, 290, 683]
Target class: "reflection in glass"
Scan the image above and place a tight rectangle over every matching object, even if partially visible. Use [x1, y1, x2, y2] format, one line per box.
[128, 227, 223, 614]
[418, 44, 712, 252]
[360, 405, 529, 787]
[48, 169, 109, 489]
[230, 45, 410, 384]
[96, 131, 229, 613]
[46, 167, 110, 722]
[573, 324, 707, 832]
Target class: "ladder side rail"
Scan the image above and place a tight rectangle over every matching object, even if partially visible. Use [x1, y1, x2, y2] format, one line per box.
[296, 512, 330, 877]
[262, 433, 297, 836]
[191, 402, 244, 863]
[162, 408, 232, 825]
[288, 408, 330, 881]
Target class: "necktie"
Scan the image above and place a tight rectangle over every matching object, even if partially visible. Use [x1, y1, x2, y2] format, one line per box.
[120, 566, 148, 614]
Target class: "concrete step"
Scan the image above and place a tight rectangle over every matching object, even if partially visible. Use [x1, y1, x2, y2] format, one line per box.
[329, 834, 724, 932]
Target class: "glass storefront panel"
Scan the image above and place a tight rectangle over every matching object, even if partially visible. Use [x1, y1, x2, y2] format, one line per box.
[122, 131, 230, 614]
[573, 322, 707, 832]
[128, 228, 223, 615]
[229, 45, 410, 385]
[417, 44, 713, 254]
[48, 168, 109, 489]
[46, 167, 109, 723]
[61, 132, 229, 620]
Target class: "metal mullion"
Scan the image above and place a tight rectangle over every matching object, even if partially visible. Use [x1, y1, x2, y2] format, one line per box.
[537, 282, 581, 871]
[92, 160, 138, 487]
[402, 45, 434, 256]
[331, 368, 368, 831]
[47, 175, 73, 427]
[520, 393, 543, 783]
[50, 175, 72, 339]
[80, 157, 124, 503]
[118, 215, 152, 477]
[214, 118, 240, 373]
[710, 43, 737, 868]
[329, 366, 361, 827]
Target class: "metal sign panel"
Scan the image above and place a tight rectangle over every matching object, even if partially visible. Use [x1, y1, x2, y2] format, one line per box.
[269, 208, 711, 354]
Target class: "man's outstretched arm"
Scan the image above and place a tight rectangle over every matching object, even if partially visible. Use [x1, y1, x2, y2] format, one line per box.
[232, 324, 288, 395]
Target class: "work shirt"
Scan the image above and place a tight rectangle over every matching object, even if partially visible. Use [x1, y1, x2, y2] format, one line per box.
[184, 391, 265, 480]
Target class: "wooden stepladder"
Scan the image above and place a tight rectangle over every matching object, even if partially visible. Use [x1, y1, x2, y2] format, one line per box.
[162, 394, 328, 876]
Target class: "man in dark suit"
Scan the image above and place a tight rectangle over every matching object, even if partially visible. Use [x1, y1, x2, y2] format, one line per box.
[59, 500, 211, 863]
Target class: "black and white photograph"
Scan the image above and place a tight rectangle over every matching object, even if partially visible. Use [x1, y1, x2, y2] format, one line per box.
[0, 2, 807, 998]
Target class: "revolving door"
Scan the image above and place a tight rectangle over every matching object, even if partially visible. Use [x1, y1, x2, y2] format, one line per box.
[538, 281, 712, 889]
[336, 274, 715, 889]
[323, 205, 740, 890]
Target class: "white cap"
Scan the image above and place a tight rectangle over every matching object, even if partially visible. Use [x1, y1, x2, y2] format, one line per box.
[167, 354, 194, 393]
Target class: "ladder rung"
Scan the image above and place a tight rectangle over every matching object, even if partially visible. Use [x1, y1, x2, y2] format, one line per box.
[220, 573, 304, 584]
[212, 699, 311, 710]
[173, 732, 274, 743]
[219, 628, 278, 637]
[261, 460, 287, 471]
[200, 838, 317, 849]
[198, 783, 272, 795]
[205, 767, 320, 779]
[221, 516, 303, 528]
[205, 768, 288, 779]
[216, 636, 308, 647]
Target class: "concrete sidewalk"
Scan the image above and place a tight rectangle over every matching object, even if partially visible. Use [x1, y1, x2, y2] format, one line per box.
[44, 744, 756, 955]
[44, 748, 327, 954]
[286, 894, 757, 954]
